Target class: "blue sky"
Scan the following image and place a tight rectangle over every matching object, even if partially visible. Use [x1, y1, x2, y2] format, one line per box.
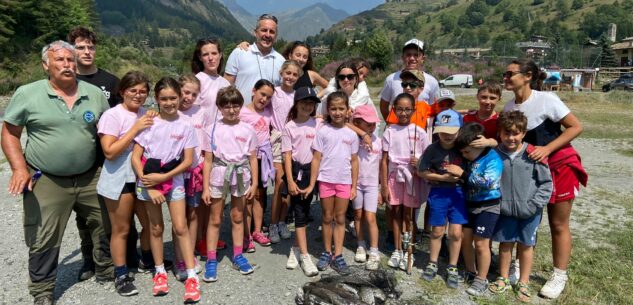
[235, 0, 384, 15]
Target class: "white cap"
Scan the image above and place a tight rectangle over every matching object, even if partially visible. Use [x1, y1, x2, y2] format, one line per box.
[404, 38, 424, 51]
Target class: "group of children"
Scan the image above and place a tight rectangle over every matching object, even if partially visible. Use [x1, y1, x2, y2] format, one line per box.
[96, 52, 560, 304]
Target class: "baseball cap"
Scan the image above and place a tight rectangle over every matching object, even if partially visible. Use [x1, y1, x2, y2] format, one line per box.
[433, 109, 461, 134]
[436, 89, 456, 105]
[294, 86, 320, 103]
[400, 70, 425, 84]
[352, 105, 380, 123]
[403, 38, 424, 52]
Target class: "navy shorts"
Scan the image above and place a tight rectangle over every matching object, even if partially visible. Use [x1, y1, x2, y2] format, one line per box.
[492, 211, 542, 247]
[427, 186, 468, 227]
[463, 211, 500, 239]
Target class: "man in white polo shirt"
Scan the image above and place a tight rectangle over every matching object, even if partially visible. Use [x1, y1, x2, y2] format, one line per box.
[224, 14, 285, 103]
[379, 39, 440, 120]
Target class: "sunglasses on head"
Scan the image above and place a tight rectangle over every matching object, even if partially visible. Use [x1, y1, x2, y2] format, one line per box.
[401, 81, 421, 89]
[336, 74, 356, 81]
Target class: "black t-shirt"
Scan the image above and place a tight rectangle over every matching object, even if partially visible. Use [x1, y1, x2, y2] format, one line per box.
[294, 69, 313, 90]
[77, 68, 120, 108]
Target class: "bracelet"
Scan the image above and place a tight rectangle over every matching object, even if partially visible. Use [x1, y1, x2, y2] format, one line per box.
[361, 133, 370, 139]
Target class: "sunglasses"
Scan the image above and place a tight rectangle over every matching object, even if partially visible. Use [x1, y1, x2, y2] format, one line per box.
[502, 71, 521, 78]
[336, 74, 356, 81]
[401, 81, 421, 89]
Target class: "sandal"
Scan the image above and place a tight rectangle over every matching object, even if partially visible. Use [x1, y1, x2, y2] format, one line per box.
[514, 282, 532, 303]
[489, 277, 510, 294]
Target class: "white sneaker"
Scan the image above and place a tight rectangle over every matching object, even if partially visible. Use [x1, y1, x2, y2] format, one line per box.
[300, 254, 319, 277]
[539, 269, 568, 299]
[348, 221, 357, 237]
[269, 224, 280, 243]
[509, 260, 520, 285]
[355, 247, 367, 263]
[399, 252, 414, 271]
[279, 222, 291, 240]
[366, 253, 380, 271]
[387, 250, 402, 268]
[286, 247, 299, 269]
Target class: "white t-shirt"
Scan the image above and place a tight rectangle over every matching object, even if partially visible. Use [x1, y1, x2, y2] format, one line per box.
[358, 135, 382, 187]
[319, 79, 375, 115]
[224, 44, 285, 104]
[503, 90, 570, 131]
[202, 121, 257, 187]
[379, 70, 440, 104]
[271, 86, 294, 131]
[195, 71, 230, 120]
[179, 105, 211, 167]
[312, 124, 359, 184]
[281, 117, 323, 165]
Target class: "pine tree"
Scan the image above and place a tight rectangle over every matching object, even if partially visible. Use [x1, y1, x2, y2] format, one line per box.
[599, 34, 617, 67]
[365, 29, 393, 71]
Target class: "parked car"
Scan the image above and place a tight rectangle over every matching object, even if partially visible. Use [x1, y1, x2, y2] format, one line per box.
[439, 74, 473, 88]
[603, 73, 633, 92]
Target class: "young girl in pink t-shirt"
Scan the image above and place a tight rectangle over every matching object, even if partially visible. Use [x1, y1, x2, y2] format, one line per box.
[305, 91, 359, 274]
[269, 60, 302, 244]
[201, 86, 258, 281]
[380, 93, 430, 272]
[281, 86, 322, 276]
[239, 79, 274, 251]
[131, 77, 200, 302]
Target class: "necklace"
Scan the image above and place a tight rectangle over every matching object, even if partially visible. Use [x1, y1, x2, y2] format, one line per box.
[256, 52, 275, 83]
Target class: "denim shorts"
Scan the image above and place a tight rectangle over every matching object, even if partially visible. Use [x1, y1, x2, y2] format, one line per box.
[136, 185, 186, 202]
[427, 186, 468, 226]
[492, 211, 542, 246]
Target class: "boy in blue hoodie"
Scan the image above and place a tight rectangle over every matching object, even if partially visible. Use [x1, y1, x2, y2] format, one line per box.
[445, 122, 503, 296]
[488, 111, 552, 302]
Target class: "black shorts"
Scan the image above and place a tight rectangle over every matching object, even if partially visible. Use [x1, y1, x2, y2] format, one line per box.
[291, 193, 314, 228]
[463, 211, 499, 239]
[121, 182, 136, 194]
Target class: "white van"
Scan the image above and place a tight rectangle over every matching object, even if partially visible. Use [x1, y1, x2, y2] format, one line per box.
[439, 74, 473, 88]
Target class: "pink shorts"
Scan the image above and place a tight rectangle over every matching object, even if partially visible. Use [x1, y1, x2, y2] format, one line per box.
[387, 173, 428, 208]
[319, 181, 352, 199]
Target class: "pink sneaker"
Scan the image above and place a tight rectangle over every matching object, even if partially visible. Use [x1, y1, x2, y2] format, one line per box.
[244, 237, 256, 253]
[252, 232, 271, 246]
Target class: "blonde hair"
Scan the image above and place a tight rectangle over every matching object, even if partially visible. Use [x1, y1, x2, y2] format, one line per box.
[178, 74, 201, 89]
[280, 60, 304, 77]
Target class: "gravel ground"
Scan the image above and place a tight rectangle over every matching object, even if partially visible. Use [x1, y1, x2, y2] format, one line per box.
[0, 125, 630, 304]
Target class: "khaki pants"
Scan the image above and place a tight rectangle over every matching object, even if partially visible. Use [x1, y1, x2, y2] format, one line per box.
[23, 167, 113, 298]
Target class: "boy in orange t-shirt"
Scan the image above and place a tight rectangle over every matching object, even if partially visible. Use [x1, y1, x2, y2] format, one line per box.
[385, 70, 434, 133]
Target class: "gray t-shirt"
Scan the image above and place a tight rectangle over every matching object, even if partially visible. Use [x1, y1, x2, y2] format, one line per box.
[418, 142, 463, 188]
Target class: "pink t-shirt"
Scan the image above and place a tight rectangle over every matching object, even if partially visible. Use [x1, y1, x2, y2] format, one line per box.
[134, 116, 198, 189]
[196, 71, 230, 121]
[179, 105, 211, 167]
[312, 123, 359, 184]
[358, 135, 382, 187]
[202, 121, 257, 187]
[239, 106, 272, 146]
[270, 86, 294, 131]
[281, 117, 323, 165]
[98, 104, 146, 148]
[382, 123, 430, 167]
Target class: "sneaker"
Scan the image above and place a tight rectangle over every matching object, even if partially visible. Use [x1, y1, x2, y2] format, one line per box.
[33, 295, 53, 305]
[385, 233, 395, 252]
[115, 274, 139, 296]
[446, 266, 460, 289]
[421, 262, 438, 281]
[202, 259, 218, 282]
[77, 260, 95, 281]
[348, 221, 357, 237]
[152, 272, 169, 296]
[466, 277, 489, 296]
[183, 277, 201, 304]
[174, 261, 187, 282]
[387, 250, 402, 268]
[269, 224, 281, 244]
[244, 237, 256, 253]
[355, 247, 367, 263]
[286, 247, 299, 269]
[539, 269, 568, 299]
[330, 255, 350, 274]
[366, 253, 380, 271]
[509, 260, 520, 285]
[252, 231, 272, 246]
[279, 222, 292, 240]
[300, 254, 319, 277]
[399, 252, 414, 271]
[316, 252, 332, 271]
[232, 254, 254, 275]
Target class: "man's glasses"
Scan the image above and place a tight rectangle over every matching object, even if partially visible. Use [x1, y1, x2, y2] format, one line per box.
[75, 45, 95, 52]
[336, 74, 356, 81]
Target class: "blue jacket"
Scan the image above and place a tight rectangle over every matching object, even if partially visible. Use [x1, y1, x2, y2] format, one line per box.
[461, 148, 503, 202]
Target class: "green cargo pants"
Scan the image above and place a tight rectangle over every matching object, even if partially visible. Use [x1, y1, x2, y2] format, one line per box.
[23, 166, 113, 298]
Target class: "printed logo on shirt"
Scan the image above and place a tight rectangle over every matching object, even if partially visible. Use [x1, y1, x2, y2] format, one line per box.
[83, 110, 95, 123]
[100, 86, 111, 100]
[236, 136, 247, 143]
[170, 134, 185, 141]
[343, 139, 354, 146]
[193, 123, 203, 129]
[305, 133, 315, 139]
[254, 118, 269, 133]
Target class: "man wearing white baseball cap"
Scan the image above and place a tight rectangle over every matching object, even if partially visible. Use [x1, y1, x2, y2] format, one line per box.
[379, 39, 440, 122]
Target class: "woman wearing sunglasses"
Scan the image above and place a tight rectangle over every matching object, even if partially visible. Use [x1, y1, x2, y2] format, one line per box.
[319, 61, 374, 116]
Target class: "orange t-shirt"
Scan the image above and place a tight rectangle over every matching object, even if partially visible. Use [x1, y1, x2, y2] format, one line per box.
[386, 100, 435, 129]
